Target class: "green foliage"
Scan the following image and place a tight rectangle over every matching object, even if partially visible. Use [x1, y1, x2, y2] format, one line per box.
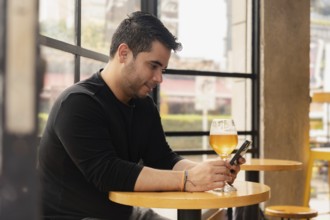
[40, 20, 74, 43]
[40, 19, 109, 54]
[161, 114, 230, 150]
[161, 114, 230, 131]
[81, 22, 109, 54]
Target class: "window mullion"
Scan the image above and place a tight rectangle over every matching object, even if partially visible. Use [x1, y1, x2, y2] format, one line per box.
[74, 0, 82, 83]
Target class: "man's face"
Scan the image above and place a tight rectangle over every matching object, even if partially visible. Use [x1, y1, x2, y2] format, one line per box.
[120, 41, 171, 100]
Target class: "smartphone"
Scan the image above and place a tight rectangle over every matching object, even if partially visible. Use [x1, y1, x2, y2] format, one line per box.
[229, 140, 251, 165]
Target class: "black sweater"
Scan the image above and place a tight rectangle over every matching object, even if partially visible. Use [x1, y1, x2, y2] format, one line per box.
[38, 70, 183, 219]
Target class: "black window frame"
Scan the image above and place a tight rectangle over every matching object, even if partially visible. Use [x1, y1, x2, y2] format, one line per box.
[38, 0, 260, 172]
[141, 0, 260, 160]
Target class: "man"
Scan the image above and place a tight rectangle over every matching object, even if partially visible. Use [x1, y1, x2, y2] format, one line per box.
[38, 11, 244, 220]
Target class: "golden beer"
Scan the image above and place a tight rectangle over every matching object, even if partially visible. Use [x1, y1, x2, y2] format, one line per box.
[209, 134, 238, 159]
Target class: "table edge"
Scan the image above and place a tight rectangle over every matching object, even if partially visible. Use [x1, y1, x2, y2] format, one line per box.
[240, 159, 303, 171]
[109, 181, 270, 209]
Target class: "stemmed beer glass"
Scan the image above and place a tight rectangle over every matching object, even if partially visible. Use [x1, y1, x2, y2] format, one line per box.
[209, 118, 238, 192]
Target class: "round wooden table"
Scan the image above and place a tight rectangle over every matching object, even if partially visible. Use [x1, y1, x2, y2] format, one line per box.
[235, 158, 302, 220]
[241, 158, 303, 171]
[109, 180, 270, 220]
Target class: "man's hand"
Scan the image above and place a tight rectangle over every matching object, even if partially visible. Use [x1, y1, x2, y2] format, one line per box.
[227, 156, 246, 185]
[184, 159, 232, 192]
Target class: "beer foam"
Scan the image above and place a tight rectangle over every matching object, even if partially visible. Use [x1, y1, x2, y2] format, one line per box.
[209, 131, 237, 135]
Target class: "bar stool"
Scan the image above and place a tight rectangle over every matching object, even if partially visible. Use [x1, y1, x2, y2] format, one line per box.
[265, 205, 318, 219]
[303, 147, 330, 206]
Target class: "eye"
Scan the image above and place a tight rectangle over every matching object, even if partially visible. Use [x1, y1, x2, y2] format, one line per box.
[150, 63, 158, 70]
[162, 69, 166, 73]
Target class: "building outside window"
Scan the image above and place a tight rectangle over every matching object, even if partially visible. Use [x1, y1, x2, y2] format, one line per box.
[38, 0, 256, 162]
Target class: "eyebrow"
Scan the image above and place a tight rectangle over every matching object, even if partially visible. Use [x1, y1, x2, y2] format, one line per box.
[150, 60, 167, 69]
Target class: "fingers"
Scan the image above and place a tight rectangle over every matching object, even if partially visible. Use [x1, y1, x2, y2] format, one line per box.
[207, 158, 227, 166]
[227, 171, 236, 185]
[209, 180, 227, 190]
[185, 160, 232, 192]
[227, 156, 245, 173]
[238, 156, 246, 165]
[212, 172, 232, 182]
[226, 157, 244, 184]
[205, 159, 233, 180]
[229, 164, 241, 174]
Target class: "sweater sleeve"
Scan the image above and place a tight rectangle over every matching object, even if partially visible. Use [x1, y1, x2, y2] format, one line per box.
[140, 101, 184, 169]
[54, 93, 143, 192]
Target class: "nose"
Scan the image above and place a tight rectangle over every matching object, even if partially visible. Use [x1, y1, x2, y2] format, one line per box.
[153, 69, 163, 84]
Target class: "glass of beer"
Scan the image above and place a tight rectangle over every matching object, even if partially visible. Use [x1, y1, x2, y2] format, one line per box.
[209, 118, 238, 192]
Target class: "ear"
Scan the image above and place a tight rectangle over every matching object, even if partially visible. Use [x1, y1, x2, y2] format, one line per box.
[117, 43, 130, 63]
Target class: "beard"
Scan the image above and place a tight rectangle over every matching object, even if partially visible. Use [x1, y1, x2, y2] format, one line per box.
[121, 60, 151, 99]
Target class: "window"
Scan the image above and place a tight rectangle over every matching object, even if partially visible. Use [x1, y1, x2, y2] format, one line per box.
[38, 0, 140, 135]
[309, 0, 330, 215]
[38, 0, 259, 162]
[39, 0, 75, 44]
[157, 0, 257, 160]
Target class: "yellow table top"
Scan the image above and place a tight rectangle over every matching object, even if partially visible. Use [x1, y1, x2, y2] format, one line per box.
[310, 147, 330, 160]
[109, 180, 270, 209]
[240, 158, 303, 171]
[312, 91, 330, 103]
[311, 147, 330, 153]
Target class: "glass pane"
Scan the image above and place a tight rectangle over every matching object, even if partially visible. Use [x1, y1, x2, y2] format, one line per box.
[39, 46, 75, 136]
[159, 0, 252, 73]
[81, 0, 141, 55]
[310, 1, 330, 144]
[166, 134, 251, 152]
[232, 78, 252, 132]
[80, 57, 106, 80]
[160, 74, 252, 133]
[166, 136, 205, 151]
[310, 102, 324, 144]
[39, 0, 75, 43]
[309, 1, 330, 216]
